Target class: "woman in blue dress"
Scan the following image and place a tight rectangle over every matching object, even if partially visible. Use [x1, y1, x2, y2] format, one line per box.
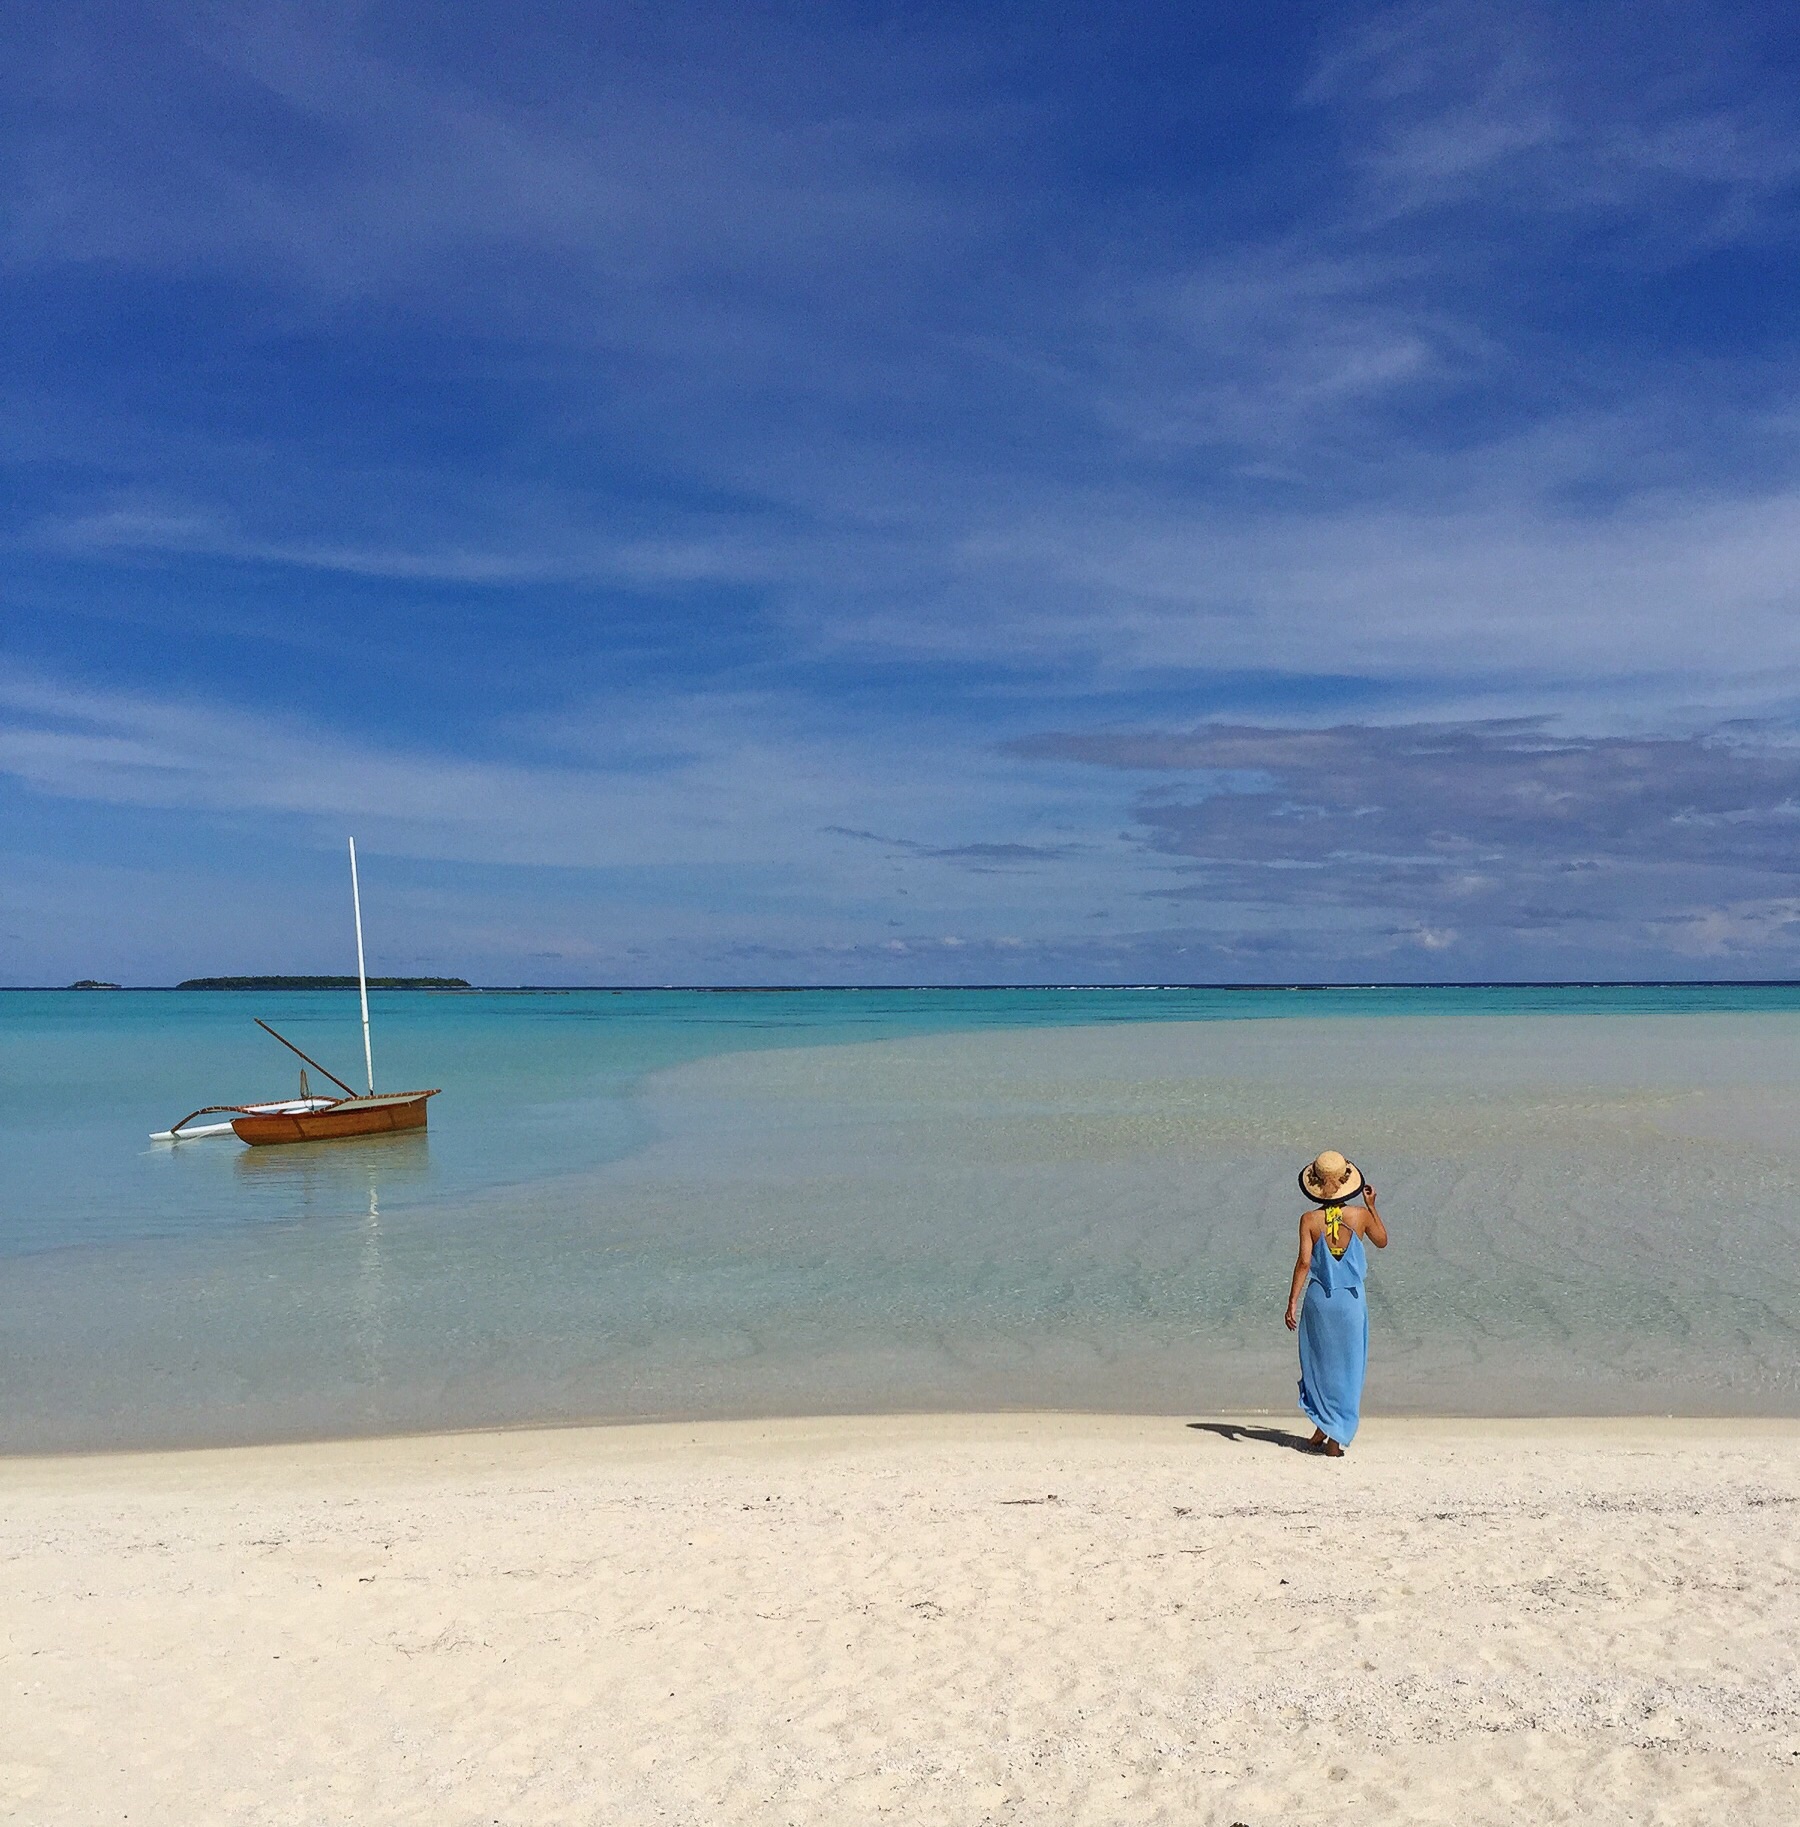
[1284, 1150, 1388, 1457]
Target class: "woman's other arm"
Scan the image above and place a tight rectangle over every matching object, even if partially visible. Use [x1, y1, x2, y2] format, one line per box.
[1284, 1214, 1317, 1330]
[1361, 1184, 1388, 1248]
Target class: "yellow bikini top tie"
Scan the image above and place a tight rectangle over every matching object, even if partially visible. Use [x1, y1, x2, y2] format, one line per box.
[1323, 1204, 1347, 1257]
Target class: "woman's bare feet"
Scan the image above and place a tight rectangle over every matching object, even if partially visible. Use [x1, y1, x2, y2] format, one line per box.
[1321, 1438, 1344, 1457]
[1307, 1428, 1344, 1456]
[1308, 1428, 1326, 1447]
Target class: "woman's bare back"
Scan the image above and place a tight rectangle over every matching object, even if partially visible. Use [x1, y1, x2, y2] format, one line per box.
[1298, 1199, 1381, 1259]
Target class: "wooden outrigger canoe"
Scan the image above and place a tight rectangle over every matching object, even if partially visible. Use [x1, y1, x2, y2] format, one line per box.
[151, 838, 441, 1149]
[156, 1087, 439, 1146]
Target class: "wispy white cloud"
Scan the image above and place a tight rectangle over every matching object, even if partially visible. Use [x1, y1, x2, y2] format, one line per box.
[1307, 0, 1800, 240]
[34, 499, 781, 588]
[2, 1, 981, 323]
[793, 466, 1800, 711]
[30, 401, 1800, 717]
[0, 663, 1141, 900]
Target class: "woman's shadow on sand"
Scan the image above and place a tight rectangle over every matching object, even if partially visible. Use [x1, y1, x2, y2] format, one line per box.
[1187, 1422, 1318, 1455]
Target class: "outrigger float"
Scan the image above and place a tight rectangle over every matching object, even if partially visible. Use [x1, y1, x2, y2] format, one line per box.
[152, 840, 439, 1147]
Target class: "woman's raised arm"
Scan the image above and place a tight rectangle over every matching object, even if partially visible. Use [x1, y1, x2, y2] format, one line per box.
[1361, 1185, 1389, 1249]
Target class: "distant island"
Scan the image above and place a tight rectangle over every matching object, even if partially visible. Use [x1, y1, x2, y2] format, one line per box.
[177, 975, 472, 991]
[68, 979, 122, 990]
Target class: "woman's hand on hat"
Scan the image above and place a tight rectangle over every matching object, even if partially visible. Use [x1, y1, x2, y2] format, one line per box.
[1361, 1183, 1377, 1204]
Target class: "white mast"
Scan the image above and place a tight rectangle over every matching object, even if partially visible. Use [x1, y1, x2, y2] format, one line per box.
[349, 836, 374, 1095]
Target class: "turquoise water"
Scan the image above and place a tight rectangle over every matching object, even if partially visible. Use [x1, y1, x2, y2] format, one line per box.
[4, 986, 1800, 1448]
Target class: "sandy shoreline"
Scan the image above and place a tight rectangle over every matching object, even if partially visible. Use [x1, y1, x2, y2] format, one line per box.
[6, 1413, 1798, 1824]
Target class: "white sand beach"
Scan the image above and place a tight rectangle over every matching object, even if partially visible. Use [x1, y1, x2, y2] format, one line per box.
[5, 1414, 1798, 1825]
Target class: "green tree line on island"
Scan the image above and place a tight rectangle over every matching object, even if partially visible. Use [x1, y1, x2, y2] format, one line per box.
[176, 976, 472, 990]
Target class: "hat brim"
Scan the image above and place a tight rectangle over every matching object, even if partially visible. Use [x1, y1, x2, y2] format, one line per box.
[1299, 1161, 1364, 1205]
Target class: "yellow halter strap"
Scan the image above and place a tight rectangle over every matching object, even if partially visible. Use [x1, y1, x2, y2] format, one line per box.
[1323, 1204, 1347, 1254]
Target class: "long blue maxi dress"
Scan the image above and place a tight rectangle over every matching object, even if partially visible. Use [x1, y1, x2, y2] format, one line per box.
[1296, 1208, 1369, 1447]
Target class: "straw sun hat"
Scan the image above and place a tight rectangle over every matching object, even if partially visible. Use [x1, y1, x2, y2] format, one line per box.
[1299, 1149, 1365, 1206]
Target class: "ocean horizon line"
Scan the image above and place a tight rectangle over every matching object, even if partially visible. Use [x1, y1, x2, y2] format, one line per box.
[13, 978, 1800, 994]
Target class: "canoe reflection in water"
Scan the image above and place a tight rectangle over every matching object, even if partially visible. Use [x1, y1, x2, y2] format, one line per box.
[232, 1127, 432, 1193]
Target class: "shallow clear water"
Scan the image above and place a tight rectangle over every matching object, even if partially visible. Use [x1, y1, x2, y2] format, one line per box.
[4, 986, 1800, 1448]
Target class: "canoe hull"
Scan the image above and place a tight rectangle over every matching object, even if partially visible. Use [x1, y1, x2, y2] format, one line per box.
[232, 1091, 437, 1146]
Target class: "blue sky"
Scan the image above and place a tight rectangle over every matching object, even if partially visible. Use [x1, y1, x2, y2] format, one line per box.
[6, 0, 1800, 983]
